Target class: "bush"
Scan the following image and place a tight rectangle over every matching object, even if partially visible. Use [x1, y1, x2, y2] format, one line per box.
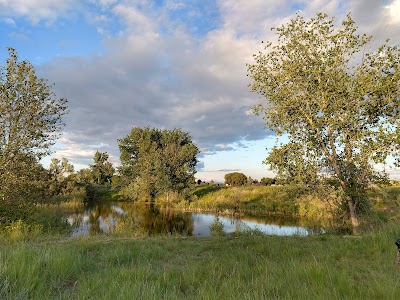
[1, 220, 43, 240]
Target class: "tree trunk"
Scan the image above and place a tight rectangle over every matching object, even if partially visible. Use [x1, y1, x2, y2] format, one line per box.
[348, 198, 360, 235]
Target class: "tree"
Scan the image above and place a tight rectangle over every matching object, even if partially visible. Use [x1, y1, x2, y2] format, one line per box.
[0, 48, 68, 202]
[49, 157, 74, 182]
[224, 172, 247, 186]
[260, 177, 276, 186]
[48, 157, 74, 195]
[118, 127, 199, 201]
[248, 13, 400, 234]
[90, 151, 114, 185]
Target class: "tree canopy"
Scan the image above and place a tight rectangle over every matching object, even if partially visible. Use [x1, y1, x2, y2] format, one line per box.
[260, 177, 276, 186]
[0, 48, 68, 202]
[90, 151, 114, 185]
[118, 127, 199, 201]
[248, 13, 400, 233]
[224, 172, 247, 186]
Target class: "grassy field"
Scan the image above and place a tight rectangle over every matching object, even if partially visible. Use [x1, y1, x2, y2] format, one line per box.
[1, 222, 400, 299]
[1, 185, 400, 299]
[189, 185, 302, 215]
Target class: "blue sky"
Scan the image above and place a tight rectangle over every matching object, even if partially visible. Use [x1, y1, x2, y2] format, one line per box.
[1, 0, 399, 182]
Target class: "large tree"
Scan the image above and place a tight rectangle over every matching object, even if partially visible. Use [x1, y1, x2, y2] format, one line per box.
[224, 172, 247, 186]
[90, 151, 114, 185]
[118, 127, 199, 201]
[0, 48, 68, 202]
[248, 13, 399, 233]
[48, 157, 74, 195]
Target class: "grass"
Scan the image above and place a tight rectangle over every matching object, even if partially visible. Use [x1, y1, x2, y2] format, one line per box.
[1, 185, 400, 299]
[0, 193, 86, 238]
[369, 185, 400, 221]
[1, 222, 400, 299]
[189, 185, 302, 216]
[189, 185, 400, 220]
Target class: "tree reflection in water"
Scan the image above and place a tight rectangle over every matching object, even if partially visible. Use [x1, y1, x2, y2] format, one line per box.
[68, 202, 321, 237]
[69, 202, 193, 237]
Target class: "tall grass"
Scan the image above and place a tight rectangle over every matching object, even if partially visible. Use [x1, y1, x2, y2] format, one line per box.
[0, 194, 85, 239]
[189, 185, 302, 216]
[189, 185, 400, 232]
[1, 222, 400, 299]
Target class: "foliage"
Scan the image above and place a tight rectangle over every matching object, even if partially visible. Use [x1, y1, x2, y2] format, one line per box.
[224, 172, 247, 186]
[0, 200, 36, 227]
[0, 48, 68, 203]
[1, 220, 43, 240]
[90, 151, 114, 185]
[49, 157, 74, 181]
[209, 217, 225, 236]
[48, 157, 76, 196]
[297, 187, 348, 231]
[260, 177, 276, 186]
[0, 194, 82, 235]
[248, 13, 400, 233]
[118, 127, 199, 201]
[0, 155, 49, 203]
[76, 168, 93, 183]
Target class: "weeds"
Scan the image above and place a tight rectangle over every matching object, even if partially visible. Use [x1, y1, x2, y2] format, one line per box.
[1, 223, 400, 299]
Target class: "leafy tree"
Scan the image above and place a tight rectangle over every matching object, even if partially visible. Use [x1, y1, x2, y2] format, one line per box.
[90, 151, 114, 185]
[0, 48, 68, 202]
[49, 158, 74, 182]
[48, 157, 74, 195]
[224, 172, 247, 186]
[118, 127, 199, 201]
[260, 177, 276, 186]
[248, 13, 400, 233]
[77, 168, 93, 183]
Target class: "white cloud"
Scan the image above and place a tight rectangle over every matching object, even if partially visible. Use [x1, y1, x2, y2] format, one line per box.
[30, 0, 399, 179]
[112, 3, 156, 34]
[386, 0, 400, 24]
[217, 0, 289, 37]
[0, 0, 77, 23]
[164, 0, 185, 11]
[91, 0, 118, 8]
[1, 17, 16, 26]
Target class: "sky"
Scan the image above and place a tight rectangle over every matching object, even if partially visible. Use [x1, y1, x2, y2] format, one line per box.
[0, 0, 399, 182]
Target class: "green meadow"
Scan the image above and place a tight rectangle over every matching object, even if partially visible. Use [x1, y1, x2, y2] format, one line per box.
[1, 222, 400, 299]
[0, 184, 399, 299]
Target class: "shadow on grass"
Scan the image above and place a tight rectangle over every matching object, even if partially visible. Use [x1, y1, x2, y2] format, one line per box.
[193, 185, 223, 198]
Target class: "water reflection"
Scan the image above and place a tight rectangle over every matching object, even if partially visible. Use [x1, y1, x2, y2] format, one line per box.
[192, 214, 310, 236]
[67, 202, 321, 237]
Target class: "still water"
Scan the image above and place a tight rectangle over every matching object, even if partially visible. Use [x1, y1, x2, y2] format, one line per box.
[67, 202, 320, 237]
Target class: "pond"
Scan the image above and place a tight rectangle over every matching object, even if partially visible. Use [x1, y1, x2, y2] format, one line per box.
[67, 202, 322, 237]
